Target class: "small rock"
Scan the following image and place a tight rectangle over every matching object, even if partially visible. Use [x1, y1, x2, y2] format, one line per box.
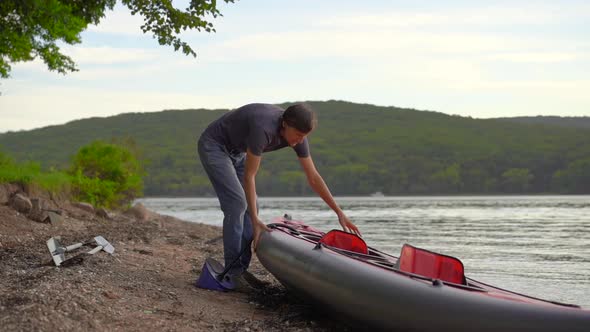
[31, 211, 49, 223]
[103, 291, 120, 299]
[96, 207, 112, 219]
[30, 197, 46, 213]
[0, 183, 19, 204]
[11, 194, 32, 214]
[44, 211, 63, 226]
[0, 186, 9, 205]
[125, 202, 151, 221]
[44, 209, 63, 215]
[29, 198, 49, 222]
[74, 202, 95, 213]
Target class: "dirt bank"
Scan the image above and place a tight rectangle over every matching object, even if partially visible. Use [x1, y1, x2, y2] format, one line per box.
[0, 195, 354, 331]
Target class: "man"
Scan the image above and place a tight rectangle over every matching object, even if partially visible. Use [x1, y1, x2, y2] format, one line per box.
[197, 103, 360, 289]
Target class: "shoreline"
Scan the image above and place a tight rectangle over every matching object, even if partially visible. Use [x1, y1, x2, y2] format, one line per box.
[0, 197, 351, 331]
[137, 193, 590, 200]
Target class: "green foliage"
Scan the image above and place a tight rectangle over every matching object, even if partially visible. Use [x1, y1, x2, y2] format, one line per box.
[0, 0, 236, 78]
[0, 101, 589, 196]
[552, 158, 590, 194]
[70, 169, 118, 208]
[123, 0, 235, 57]
[33, 169, 71, 194]
[0, 149, 14, 167]
[278, 171, 306, 196]
[0, 149, 70, 193]
[501, 168, 534, 193]
[430, 163, 462, 193]
[70, 140, 144, 208]
[499, 116, 590, 129]
[0, 160, 36, 184]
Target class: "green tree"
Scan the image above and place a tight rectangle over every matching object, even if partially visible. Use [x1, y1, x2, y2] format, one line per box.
[0, 0, 235, 78]
[278, 171, 307, 196]
[552, 158, 590, 193]
[70, 140, 144, 208]
[501, 168, 534, 193]
[430, 163, 462, 193]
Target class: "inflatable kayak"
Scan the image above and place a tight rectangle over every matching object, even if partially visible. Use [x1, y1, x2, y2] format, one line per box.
[256, 215, 590, 332]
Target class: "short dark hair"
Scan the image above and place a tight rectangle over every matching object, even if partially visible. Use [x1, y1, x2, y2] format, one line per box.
[283, 103, 317, 133]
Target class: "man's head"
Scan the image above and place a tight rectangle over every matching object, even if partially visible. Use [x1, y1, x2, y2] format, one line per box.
[281, 103, 317, 147]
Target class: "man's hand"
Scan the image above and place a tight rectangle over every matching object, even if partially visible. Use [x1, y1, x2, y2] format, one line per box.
[252, 218, 271, 251]
[338, 212, 361, 237]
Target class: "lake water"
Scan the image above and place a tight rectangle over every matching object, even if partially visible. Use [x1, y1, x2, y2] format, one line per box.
[137, 195, 590, 308]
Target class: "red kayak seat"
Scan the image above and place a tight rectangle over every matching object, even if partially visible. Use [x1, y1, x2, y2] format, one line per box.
[319, 230, 368, 255]
[397, 244, 466, 285]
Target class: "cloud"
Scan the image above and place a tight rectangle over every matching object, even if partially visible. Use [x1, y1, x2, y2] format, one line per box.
[480, 80, 590, 99]
[86, 7, 145, 36]
[86, 2, 225, 38]
[203, 28, 536, 63]
[8, 58, 47, 72]
[64, 63, 164, 81]
[486, 52, 584, 63]
[8, 45, 193, 83]
[198, 6, 585, 63]
[61, 46, 162, 65]
[0, 86, 241, 132]
[370, 55, 590, 96]
[8, 46, 166, 78]
[317, 5, 590, 28]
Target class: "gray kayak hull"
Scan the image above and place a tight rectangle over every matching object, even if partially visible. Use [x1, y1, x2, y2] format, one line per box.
[257, 228, 590, 332]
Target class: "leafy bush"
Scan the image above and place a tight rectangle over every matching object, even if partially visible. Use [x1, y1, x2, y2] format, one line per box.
[70, 141, 144, 208]
[0, 148, 40, 184]
[0, 149, 70, 193]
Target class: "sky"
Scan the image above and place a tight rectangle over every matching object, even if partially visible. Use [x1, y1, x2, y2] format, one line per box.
[1, 0, 589, 133]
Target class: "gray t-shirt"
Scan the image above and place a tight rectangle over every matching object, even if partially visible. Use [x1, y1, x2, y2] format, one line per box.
[201, 103, 310, 157]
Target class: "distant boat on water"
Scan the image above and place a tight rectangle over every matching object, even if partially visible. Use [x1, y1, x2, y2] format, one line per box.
[370, 191, 385, 197]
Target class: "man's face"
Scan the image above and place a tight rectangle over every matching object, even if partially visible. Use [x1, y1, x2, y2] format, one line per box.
[282, 123, 309, 147]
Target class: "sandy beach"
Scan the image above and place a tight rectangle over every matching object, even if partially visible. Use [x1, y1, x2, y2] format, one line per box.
[0, 189, 353, 331]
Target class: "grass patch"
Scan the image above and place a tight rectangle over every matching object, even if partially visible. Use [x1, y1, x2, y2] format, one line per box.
[31, 170, 71, 194]
[0, 152, 70, 195]
[1, 140, 143, 208]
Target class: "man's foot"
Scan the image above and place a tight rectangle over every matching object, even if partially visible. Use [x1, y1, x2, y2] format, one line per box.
[241, 270, 269, 289]
[230, 274, 256, 293]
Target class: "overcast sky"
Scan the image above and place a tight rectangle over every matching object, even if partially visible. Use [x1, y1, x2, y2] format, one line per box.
[1, 0, 589, 133]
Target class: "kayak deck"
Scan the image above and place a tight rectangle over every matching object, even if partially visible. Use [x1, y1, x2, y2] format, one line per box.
[268, 216, 584, 308]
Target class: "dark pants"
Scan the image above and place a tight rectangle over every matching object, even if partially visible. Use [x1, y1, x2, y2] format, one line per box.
[197, 135, 256, 276]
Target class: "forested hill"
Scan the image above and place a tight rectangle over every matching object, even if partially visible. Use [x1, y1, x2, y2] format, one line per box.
[498, 116, 590, 129]
[1, 101, 589, 195]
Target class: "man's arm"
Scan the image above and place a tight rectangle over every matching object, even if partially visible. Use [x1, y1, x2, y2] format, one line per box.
[244, 149, 271, 250]
[298, 156, 361, 236]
